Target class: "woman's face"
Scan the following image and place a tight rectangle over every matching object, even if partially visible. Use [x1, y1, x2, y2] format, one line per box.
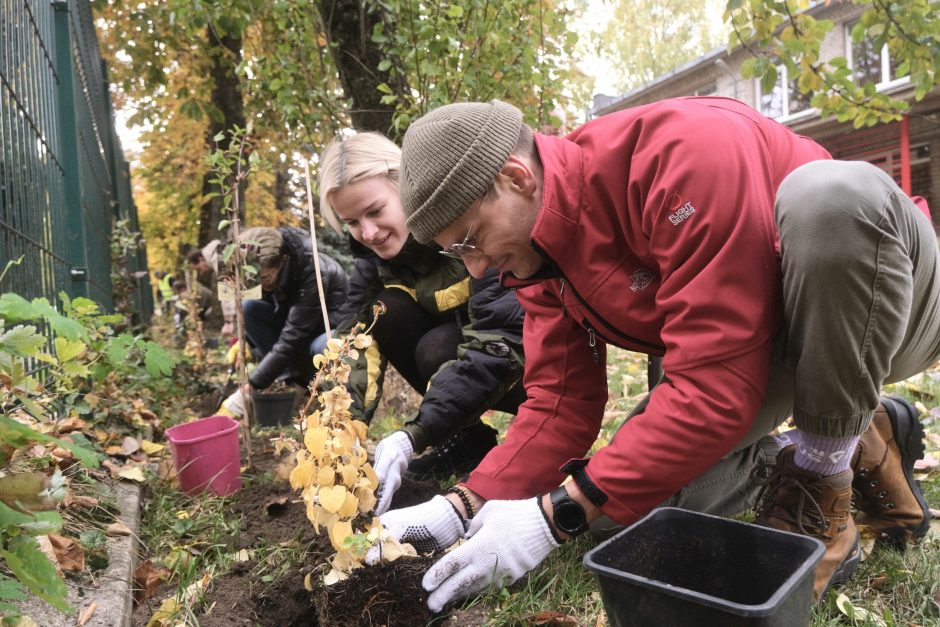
[329, 176, 408, 260]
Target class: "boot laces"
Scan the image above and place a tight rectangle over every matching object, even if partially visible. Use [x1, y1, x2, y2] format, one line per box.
[752, 461, 830, 538]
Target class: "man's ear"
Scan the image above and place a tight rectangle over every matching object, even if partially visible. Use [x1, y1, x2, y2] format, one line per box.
[499, 154, 538, 197]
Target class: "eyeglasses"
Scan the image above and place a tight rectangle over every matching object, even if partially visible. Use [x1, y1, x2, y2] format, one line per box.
[440, 200, 485, 259]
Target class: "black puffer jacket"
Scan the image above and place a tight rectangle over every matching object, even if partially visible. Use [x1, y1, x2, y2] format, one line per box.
[336, 236, 525, 452]
[249, 227, 348, 389]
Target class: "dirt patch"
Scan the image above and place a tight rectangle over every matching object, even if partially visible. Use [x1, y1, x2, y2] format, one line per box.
[134, 437, 449, 625]
[311, 555, 438, 627]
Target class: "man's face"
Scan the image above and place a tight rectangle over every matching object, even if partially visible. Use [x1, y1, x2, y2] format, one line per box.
[433, 160, 543, 279]
[259, 256, 285, 291]
[190, 258, 211, 274]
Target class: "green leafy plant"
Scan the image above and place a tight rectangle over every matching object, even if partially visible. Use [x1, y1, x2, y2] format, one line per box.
[0, 261, 175, 617]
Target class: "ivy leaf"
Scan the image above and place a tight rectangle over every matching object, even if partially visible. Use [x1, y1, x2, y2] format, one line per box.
[0, 536, 72, 613]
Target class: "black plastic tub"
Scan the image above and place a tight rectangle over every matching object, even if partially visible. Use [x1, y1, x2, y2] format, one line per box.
[251, 391, 296, 427]
[583, 507, 825, 627]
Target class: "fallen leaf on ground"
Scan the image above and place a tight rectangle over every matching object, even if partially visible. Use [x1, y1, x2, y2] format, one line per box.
[48, 533, 85, 572]
[107, 520, 132, 536]
[0, 472, 52, 511]
[102, 460, 123, 478]
[145, 596, 179, 627]
[64, 493, 99, 509]
[77, 601, 97, 626]
[233, 549, 252, 562]
[835, 593, 886, 626]
[120, 436, 140, 456]
[858, 526, 877, 561]
[55, 416, 87, 433]
[134, 560, 171, 603]
[140, 440, 165, 455]
[117, 466, 147, 482]
[36, 535, 60, 575]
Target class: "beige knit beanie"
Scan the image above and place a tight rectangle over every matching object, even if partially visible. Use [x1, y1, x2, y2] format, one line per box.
[401, 100, 524, 243]
[239, 227, 284, 267]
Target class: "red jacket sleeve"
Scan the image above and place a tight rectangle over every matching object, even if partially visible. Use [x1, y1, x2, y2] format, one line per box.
[464, 282, 608, 500]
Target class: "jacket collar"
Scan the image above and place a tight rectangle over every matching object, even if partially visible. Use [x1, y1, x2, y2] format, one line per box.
[529, 133, 585, 265]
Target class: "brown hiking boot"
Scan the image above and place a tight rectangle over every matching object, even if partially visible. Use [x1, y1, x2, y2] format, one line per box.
[852, 395, 930, 546]
[754, 447, 860, 601]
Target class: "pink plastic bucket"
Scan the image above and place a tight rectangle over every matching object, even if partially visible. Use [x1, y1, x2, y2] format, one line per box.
[166, 415, 242, 496]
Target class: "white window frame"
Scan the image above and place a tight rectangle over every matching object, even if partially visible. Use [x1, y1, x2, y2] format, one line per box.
[844, 23, 910, 92]
[755, 65, 816, 123]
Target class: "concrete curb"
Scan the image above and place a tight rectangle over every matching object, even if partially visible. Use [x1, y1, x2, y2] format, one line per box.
[15, 480, 141, 627]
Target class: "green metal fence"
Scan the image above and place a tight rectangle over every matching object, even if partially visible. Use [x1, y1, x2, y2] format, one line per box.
[0, 0, 152, 322]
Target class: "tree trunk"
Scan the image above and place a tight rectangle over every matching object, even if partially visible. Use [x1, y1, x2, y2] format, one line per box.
[274, 163, 291, 215]
[315, 0, 405, 134]
[198, 29, 247, 246]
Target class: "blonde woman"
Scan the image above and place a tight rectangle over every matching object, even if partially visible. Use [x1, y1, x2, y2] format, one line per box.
[320, 132, 527, 516]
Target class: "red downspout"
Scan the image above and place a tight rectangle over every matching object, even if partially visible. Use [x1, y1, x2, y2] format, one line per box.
[900, 116, 911, 195]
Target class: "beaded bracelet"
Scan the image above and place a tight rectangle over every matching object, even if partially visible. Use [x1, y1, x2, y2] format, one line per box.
[446, 485, 477, 518]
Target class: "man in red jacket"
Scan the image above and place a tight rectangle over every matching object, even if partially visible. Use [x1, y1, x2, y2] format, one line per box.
[377, 98, 937, 611]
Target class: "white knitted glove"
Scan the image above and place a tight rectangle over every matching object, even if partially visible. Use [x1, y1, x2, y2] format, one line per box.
[367, 496, 466, 563]
[219, 388, 245, 418]
[422, 498, 560, 613]
[373, 431, 414, 515]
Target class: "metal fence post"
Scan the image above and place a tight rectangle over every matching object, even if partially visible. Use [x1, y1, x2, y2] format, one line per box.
[52, 0, 88, 299]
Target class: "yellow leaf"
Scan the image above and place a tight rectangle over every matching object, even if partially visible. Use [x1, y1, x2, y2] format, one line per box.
[326, 337, 344, 352]
[290, 458, 316, 490]
[362, 463, 378, 490]
[304, 572, 314, 591]
[140, 440, 165, 455]
[323, 567, 347, 585]
[328, 519, 353, 552]
[146, 596, 180, 627]
[118, 466, 146, 482]
[350, 420, 369, 442]
[338, 464, 359, 488]
[316, 466, 336, 487]
[356, 489, 377, 514]
[313, 354, 327, 369]
[318, 485, 347, 513]
[304, 426, 329, 456]
[338, 492, 359, 518]
[353, 334, 372, 349]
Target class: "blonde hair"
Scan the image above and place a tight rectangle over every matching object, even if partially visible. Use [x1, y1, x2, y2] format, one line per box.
[318, 132, 402, 234]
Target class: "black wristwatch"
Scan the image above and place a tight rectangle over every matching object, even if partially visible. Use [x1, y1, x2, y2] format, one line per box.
[549, 484, 589, 537]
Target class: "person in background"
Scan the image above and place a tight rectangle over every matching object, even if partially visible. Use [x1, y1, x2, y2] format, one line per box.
[186, 242, 236, 336]
[377, 98, 936, 611]
[218, 226, 348, 417]
[154, 271, 176, 316]
[172, 279, 217, 334]
[318, 132, 527, 514]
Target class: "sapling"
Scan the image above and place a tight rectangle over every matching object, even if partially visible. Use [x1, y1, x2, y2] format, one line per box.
[287, 303, 417, 586]
[205, 126, 257, 467]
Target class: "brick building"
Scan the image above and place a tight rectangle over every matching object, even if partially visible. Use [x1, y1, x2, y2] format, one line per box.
[590, 1, 940, 222]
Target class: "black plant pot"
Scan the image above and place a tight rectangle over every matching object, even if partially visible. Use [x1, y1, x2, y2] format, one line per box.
[251, 391, 296, 427]
[583, 507, 825, 627]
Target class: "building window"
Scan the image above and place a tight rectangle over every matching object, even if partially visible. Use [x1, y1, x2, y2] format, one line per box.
[846, 22, 906, 88]
[758, 65, 813, 120]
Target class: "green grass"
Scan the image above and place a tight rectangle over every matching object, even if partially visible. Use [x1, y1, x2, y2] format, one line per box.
[455, 347, 940, 626]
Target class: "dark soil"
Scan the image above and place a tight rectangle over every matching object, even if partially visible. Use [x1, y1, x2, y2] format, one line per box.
[134, 437, 445, 626]
[311, 555, 438, 627]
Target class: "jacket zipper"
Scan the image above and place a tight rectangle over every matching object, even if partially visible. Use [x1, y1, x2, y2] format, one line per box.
[537, 244, 665, 354]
